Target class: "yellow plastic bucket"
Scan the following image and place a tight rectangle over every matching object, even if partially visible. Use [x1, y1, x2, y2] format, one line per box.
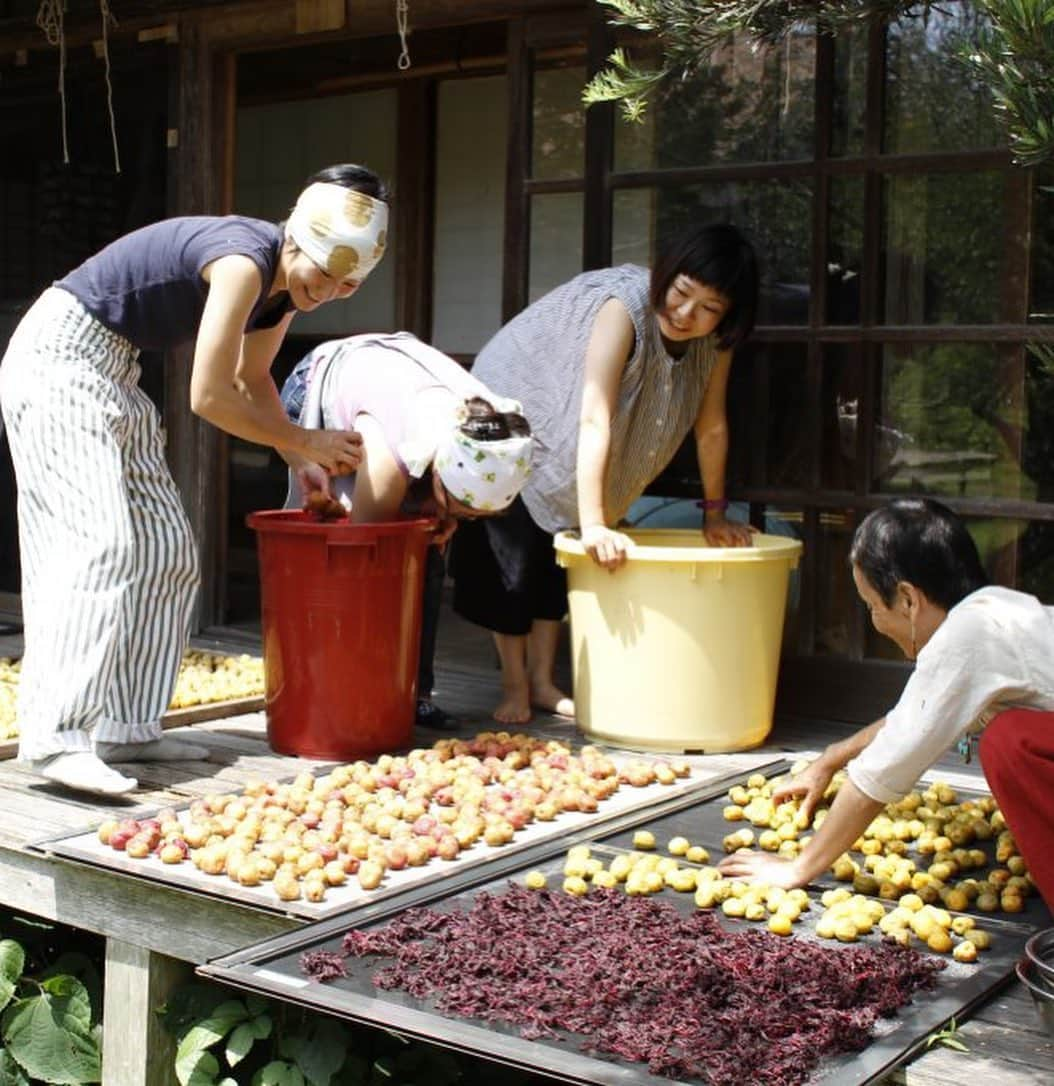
[554, 529, 803, 753]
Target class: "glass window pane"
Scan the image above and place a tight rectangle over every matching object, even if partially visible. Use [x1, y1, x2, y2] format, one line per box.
[529, 193, 583, 303]
[432, 75, 507, 354]
[235, 90, 398, 334]
[1031, 165, 1054, 326]
[828, 176, 864, 324]
[822, 344, 864, 490]
[613, 32, 815, 172]
[762, 343, 810, 488]
[882, 172, 1004, 324]
[876, 343, 1034, 501]
[612, 181, 813, 325]
[1019, 520, 1054, 604]
[531, 63, 586, 181]
[815, 508, 855, 657]
[831, 21, 867, 157]
[884, 3, 1001, 154]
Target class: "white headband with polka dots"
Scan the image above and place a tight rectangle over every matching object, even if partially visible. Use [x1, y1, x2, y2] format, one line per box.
[286, 182, 388, 283]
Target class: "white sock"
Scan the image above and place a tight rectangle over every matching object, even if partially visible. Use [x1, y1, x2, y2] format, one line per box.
[95, 737, 210, 763]
[36, 752, 138, 796]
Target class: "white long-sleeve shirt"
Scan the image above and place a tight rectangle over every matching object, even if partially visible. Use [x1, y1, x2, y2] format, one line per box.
[848, 586, 1054, 803]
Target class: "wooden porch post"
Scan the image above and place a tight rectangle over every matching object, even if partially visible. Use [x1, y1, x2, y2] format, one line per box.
[101, 940, 192, 1086]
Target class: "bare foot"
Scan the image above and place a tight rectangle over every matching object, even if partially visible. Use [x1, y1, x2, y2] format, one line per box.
[530, 682, 575, 719]
[493, 690, 532, 725]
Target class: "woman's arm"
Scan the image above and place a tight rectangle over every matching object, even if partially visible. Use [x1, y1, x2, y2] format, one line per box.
[718, 776, 886, 889]
[344, 414, 407, 523]
[693, 349, 751, 547]
[576, 299, 636, 569]
[189, 255, 362, 472]
[773, 719, 886, 821]
[717, 717, 889, 888]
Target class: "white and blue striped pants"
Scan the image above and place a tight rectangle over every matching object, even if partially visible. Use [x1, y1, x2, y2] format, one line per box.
[0, 288, 200, 760]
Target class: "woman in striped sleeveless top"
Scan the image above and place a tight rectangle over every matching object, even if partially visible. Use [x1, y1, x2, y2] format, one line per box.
[451, 223, 760, 726]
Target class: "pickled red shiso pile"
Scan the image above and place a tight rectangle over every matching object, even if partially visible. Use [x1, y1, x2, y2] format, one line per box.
[313, 886, 946, 1085]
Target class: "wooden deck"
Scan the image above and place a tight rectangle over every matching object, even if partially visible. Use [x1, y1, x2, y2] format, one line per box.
[0, 600, 1051, 1086]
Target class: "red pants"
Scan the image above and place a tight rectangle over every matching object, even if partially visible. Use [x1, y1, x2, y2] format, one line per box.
[979, 708, 1054, 910]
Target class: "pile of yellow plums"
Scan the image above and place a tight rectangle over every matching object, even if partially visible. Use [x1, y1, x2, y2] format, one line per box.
[528, 839, 812, 938]
[0, 650, 266, 741]
[168, 650, 265, 708]
[815, 888, 989, 962]
[0, 658, 19, 740]
[94, 733, 689, 903]
[721, 767, 1034, 918]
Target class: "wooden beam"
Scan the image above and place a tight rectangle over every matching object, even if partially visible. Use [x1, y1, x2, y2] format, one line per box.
[295, 0, 346, 35]
[394, 80, 437, 338]
[164, 22, 229, 628]
[582, 2, 612, 270]
[502, 18, 530, 323]
[101, 941, 191, 1086]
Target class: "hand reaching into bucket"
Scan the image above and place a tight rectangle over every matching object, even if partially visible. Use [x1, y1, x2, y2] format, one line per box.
[581, 523, 634, 570]
[703, 512, 754, 548]
[300, 427, 364, 474]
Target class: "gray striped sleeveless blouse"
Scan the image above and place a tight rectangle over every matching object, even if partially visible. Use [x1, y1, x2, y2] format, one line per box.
[470, 264, 717, 533]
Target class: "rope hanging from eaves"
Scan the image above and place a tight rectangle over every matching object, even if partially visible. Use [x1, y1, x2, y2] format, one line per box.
[35, 0, 122, 173]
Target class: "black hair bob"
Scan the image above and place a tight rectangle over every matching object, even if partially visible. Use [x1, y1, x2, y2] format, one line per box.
[304, 164, 391, 205]
[849, 497, 988, 612]
[649, 222, 759, 350]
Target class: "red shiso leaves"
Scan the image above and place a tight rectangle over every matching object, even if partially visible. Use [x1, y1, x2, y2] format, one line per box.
[299, 949, 348, 982]
[317, 886, 945, 1085]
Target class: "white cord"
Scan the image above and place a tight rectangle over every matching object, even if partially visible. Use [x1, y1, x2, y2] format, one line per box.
[396, 0, 411, 71]
[100, 0, 121, 173]
[36, 0, 69, 163]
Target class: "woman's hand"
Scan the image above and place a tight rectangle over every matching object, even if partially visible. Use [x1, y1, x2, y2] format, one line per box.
[295, 461, 331, 499]
[703, 513, 754, 547]
[432, 515, 458, 550]
[581, 524, 634, 570]
[772, 758, 837, 826]
[717, 851, 807, 890]
[300, 428, 363, 474]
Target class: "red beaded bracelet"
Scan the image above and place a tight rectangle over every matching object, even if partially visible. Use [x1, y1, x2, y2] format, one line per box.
[697, 498, 729, 512]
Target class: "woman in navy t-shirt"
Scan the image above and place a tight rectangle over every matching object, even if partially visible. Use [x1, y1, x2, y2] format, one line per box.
[0, 163, 390, 795]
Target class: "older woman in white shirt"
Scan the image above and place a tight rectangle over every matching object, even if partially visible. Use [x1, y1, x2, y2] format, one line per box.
[719, 497, 1054, 908]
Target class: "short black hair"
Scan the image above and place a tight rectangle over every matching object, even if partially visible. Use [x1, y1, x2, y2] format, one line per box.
[849, 498, 988, 611]
[649, 222, 759, 350]
[304, 163, 390, 204]
[460, 396, 531, 441]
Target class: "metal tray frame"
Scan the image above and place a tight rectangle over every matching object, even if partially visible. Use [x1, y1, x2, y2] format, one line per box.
[201, 760, 1041, 1086]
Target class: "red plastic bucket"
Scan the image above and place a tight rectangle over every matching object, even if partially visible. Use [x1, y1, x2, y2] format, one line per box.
[247, 510, 434, 760]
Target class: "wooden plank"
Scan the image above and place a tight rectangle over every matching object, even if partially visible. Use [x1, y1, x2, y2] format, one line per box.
[101, 940, 191, 1086]
[891, 1021, 1054, 1085]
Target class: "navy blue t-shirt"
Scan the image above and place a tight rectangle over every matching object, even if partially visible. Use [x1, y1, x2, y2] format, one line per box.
[55, 215, 291, 352]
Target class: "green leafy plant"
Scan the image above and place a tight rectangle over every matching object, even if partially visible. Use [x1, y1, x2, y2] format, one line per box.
[160, 982, 520, 1086]
[0, 928, 103, 1085]
[924, 1015, 970, 1052]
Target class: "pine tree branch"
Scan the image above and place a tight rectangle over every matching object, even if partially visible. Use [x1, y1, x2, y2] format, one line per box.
[965, 0, 1054, 167]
